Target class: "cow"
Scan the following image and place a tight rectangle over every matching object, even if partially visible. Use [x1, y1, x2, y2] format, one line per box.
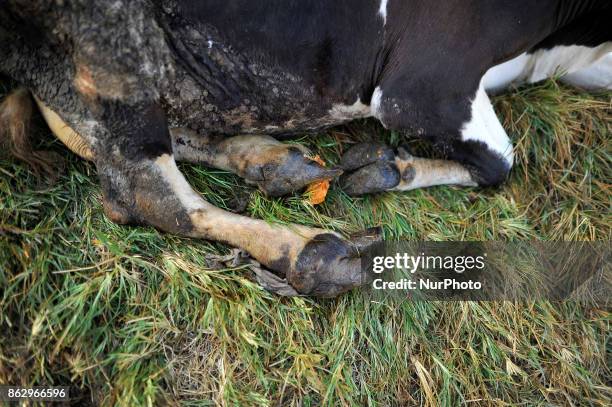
[1, 1, 610, 297]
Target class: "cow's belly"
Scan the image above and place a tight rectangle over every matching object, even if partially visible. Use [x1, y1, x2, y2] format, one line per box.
[164, 94, 332, 137]
[161, 36, 369, 137]
[163, 68, 364, 137]
[562, 52, 612, 90]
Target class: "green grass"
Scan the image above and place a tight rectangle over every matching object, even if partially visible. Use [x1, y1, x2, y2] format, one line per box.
[1, 80, 610, 406]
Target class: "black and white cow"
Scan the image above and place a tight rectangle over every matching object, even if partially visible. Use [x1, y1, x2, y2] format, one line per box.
[1, 1, 610, 296]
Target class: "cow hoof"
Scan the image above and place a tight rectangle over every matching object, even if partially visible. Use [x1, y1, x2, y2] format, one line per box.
[252, 147, 342, 197]
[339, 143, 400, 196]
[287, 233, 372, 297]
[340, 142, 395, 171]
[340, 161, 400, 196]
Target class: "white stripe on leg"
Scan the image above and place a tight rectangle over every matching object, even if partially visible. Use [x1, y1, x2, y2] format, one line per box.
[461, 83, 514, 167]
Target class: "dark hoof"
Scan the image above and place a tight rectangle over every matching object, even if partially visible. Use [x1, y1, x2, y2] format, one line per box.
[252, 147, 342, 197]
[339, 143, 400, 196]
[288, 233, 366, 298]
[340, 161, 400, 196]
[340, 142, 395, 171]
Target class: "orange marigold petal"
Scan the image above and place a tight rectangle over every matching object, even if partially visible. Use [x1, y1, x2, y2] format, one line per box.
[306, 179, 330, 205]
[305, 155, 331, 205]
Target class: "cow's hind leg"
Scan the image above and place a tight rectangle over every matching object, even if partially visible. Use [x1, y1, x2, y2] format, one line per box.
[171, 129, 341, 197]
[33, 98, 362, 296]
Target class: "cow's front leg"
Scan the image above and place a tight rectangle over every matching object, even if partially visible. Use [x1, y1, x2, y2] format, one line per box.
[171, 129, 341, 197]
[339, 143, 477, 195]
[342, 83, 514, 195]
[31, 103, 341, 197]
[83, 101, 363, 297]
[100, 149, 365, 297]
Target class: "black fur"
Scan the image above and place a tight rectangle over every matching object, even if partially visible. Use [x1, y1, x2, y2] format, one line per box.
[450, 140, 511, 188]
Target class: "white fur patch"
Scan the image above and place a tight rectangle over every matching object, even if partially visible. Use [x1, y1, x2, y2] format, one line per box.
[155, 154, 206, 212]
[484, 44, 612, 93]
[378, 0, 389, 24]
[329, 98, 372, 121]
[461, 84, 514, 167]
[562, 52, 612, 90]
[393, 155, 477, 191]
[370, 86, 384, 120]
[526, 44, 611, 83]
[482, 53, 531, 93]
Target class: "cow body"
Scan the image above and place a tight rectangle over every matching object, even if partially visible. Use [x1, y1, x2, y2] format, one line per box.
[161, 0, 384, 135]
[1, 1, 610, 296]
[162, 1, 612, 136]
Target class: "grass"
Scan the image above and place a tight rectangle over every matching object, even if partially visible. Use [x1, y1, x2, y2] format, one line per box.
[0, 80, 610, 406]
